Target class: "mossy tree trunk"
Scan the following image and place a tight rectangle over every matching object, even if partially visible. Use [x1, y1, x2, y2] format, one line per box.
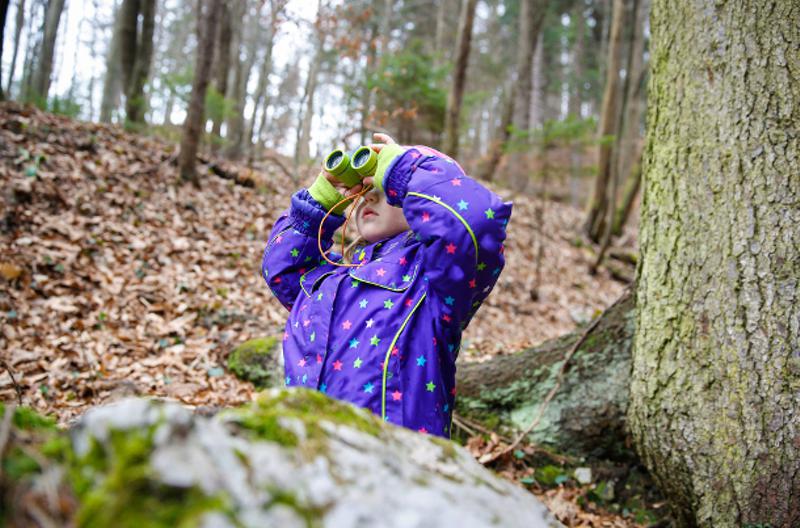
[456, 290, 635, 459]
[628, 1, 800, 526]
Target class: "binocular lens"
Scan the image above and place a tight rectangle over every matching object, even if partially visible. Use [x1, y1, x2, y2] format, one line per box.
[352, 148, 371, 169]
[326, 151, 344, 170]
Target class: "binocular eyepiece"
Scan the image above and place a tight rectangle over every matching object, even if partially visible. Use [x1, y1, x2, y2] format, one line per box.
[323, 146, 378, 187]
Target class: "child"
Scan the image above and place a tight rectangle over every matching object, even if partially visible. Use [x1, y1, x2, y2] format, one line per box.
[261, 134, 512, 438]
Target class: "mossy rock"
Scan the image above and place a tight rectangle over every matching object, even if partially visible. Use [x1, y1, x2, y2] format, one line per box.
[226, 336, 281, 388]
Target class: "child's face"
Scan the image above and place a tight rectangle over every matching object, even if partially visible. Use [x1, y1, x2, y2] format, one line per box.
[355, 187, 410, 243]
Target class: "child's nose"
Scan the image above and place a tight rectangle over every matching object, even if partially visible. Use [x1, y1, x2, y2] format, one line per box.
[363, 188, 379, 204]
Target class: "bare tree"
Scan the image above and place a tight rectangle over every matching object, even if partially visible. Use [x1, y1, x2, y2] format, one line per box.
[178, 0, 222, 186]
[26, 0, 66, 104]
[124, 0, 156, 125]
[210, 1, 233, 141]
[442, 0, 478, 157]
[1, 0, 15, 99]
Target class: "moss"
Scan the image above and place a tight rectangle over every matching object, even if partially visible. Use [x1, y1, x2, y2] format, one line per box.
[227, 336, 281, 388]
[68, 426, 232, 528]
[0, 403, 57, 431]
[225, 389, 383, 454]
[265, 488, 327, 528]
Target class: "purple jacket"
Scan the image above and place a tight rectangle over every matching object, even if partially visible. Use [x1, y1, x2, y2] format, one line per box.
[261, 147, 512, 438]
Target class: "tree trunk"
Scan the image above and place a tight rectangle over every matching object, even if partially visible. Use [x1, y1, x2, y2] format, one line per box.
[99, 2, 124, 123]
[246, 17, 278, 155]
[442, 0, 478, 157]
[611, 148, 641, 236]
[178, 0, 221, 186]
[477, 81, 516, 182]
[124, 0, 156, 126]
[117, 0, 139, 102]
[0, 0, 10, 100]
[294, 45, 321, 165]
[568, 1, 584, 119]
[225, 0, 257, 160]
[28, 0, 65, 104]
[5, 0, 24, 97]
[19, 0, 39, 102]
[211, 1, 232, 141]
[584, 0, 624, 242]
[629, 1, 800, 526]
[457, 289, 635, 458]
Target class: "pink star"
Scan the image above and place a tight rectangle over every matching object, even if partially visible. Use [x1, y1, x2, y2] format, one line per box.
[303, 319, 311, 327]
[316, 354, 322, 363]
[410, 151, 420, 159]
[445, 242, 457, 254]
[342, 320, 352, 330]
[298, 358, 306, 367]
[333, 360, 343, 371]
[432, 337, 437, 345]
[391, 346, 399, 356]
[275, 235, 283, 243]
[399, 256, 407, 265]
[389, 189, 398, 197]
[421, 212, 431, 222]
[376, 268, 386, 277]
[273, 277, 282, 284]
[299, 268, 306, 274]
[283, 331, 289, 340]
[418, 427, 428, 434]
[450, 178, 462, 186]
[392, 390, 402, 401]
[442, 314, 452, 323]
[405, 298, 413, 307]
[468, 279, 476, 288]
[451, 386, 457, 396]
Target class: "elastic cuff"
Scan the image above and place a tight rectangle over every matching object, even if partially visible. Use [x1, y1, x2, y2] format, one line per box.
[290, 189, 346, 237]
[308, 173, 349, 215]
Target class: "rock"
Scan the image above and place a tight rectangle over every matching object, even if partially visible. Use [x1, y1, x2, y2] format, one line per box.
[573, 467, 592, 484]
[226, 336, 282, 388]
[2, 392, 563, 527]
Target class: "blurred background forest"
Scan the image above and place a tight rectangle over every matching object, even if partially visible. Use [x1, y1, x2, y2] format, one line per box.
[1, 0, 648, 237]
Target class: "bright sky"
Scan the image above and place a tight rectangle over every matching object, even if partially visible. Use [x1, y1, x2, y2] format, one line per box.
[1, 0, 345, 157]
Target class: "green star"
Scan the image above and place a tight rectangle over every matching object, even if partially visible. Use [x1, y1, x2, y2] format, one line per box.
[370, 335, 380, 346]
[402, 274, 411, 282]
[304, 256, 312, 262]
[309, 331, 315, 342]
[290, 248, 299, 257]
[351, 280, 359, 288]
[353, 357, 363, 368]
[484, 208, 495, 219]
[477, 262, 487, 271]
[317, 292, 323, 300]
[384, 299, 394, 309]
[426, 381, 436, 392]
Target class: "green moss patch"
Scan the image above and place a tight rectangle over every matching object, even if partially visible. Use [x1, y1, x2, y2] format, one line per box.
[225, 389, 383, 451]
[227, 336, 281, 388]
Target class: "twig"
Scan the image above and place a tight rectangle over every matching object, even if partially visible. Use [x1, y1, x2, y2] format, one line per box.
[0, 358, 23, 405]
[451, 414, 478, 436]
[479, 290, 630, 465]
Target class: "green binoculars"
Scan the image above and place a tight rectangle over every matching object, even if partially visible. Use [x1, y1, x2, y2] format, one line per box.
[323, 146, 378, 188]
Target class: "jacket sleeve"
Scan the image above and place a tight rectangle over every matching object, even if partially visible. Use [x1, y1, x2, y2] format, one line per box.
[261, 189, 346, 311]
[382, 148, 513, 325]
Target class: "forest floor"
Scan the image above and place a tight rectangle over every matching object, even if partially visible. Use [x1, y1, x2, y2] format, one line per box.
[0, 103, 659, 526]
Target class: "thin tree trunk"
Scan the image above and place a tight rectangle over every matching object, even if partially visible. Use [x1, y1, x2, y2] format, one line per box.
[125, 0, 156, 126]
[211, 1, 232, 141]
[19, 0, 39, 101]
[246, 19, 278, 154]
[117, 0, 139, 100]
[477, 82, 516, 182]
[99, 1, 123, 123]
[0, 0, 9, 100]
[584, 0, 625, 242]
[629, 1, 800, 525]
[568, 0, 584, 118]
[358, 21, 378, 146]
[28, 0, 65, 104]
[178, 0, 221, 186]
[226, 0, 258, 159]
[611, 148, 641, 236]
[442, 0, 478, 157]
[294, 45, 321, 165]
[5, 0, 25, 95]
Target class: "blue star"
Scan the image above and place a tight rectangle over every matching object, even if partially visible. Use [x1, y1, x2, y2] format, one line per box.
[493, 267, 500, 275]
[302, 220, 310, 229]
[444, 403, 449, 412]
[363, 382, 375, 393]
[349, 338, 360, 348]
[457, 199, 469, 211]
[320, 383, 327, 393]
[448, 343, 455, 352]
[416, 355, 427, 366]
[301, 374, 308, 384]
[359, 298, 368, 308]
[285, 376, 291, 386]
[444, 296, 455, 305]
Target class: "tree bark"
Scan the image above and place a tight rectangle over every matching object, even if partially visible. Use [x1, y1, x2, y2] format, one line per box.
[629, 1, 800, 526]
[584, 0, 625, 242]
[442, 0, 478, 158]
[28, 0, 65, 104]
[456, 289, 635, 458]
[225, 0, 258, 160]
[247, 1, 283, 155]
[124, 0, 156, 126]
[477, 81, 516, 182]
[99, 1, 124, 123]
[178, 0, 221, 186]
[117, 0, 139, 102]
[5, 0, 24, 97]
